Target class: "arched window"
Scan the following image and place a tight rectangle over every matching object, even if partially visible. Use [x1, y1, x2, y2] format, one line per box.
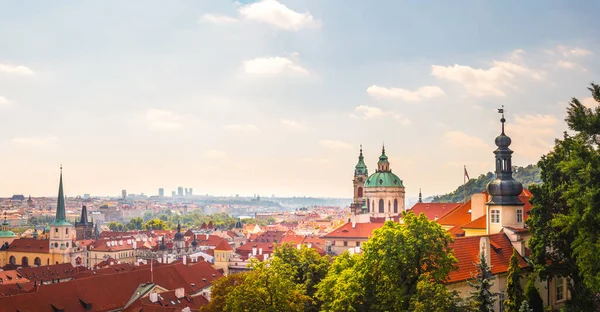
[47, 258, 50, 265]
[372, 201, 375, 212]
[367, 200, 370, 212]
[394, 199, 398, 213]
[22, 257, 29, 266]
[388, 201, 391, 212]
[34, 257, 41, 266]
[9, 256, 16, 265]
[357, 187, 363, 198]
[378, 199, 384, 213]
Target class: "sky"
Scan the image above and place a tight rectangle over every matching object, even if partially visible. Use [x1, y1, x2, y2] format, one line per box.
[0, 0, 599, 198]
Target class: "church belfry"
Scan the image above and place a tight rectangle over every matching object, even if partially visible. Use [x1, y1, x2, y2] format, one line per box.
[352, 145, 369, 216]
[486, 108, 524, 233]
[49, 166, 74, 264]
[75, 205, 94, 240]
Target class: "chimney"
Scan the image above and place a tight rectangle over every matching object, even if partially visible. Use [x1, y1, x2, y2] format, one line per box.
[252, 247, 257, 256]
[205, 234, 209, 240]
[479, 236, 491, 267]
[175, 287, 185, 299]
[258, 248, 263, 255]
[162, 254, 167, 264]
[471, 193, 486, 221]
[149, 293, 158, 303]
[183, 256, 187, 265]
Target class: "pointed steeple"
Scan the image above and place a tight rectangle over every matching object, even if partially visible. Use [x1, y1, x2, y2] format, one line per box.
[174, 221, 184, 240]
[377, 144, 390, 172]
[94, 222, 100, 240]
[354, 145, 368, 176]
[486, 108, 523, 206]
[79, 205, 89, 225]
[52, 166, 70, 226]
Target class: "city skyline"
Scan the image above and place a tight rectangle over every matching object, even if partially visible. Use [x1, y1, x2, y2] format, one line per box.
[1, 0, 599, 198]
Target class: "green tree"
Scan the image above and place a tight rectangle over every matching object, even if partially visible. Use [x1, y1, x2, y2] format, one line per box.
[272, 244, 330, 311]
[144, 218, 167, 230]
[316, 211, 458, 312]
[409, 276, 464, 312]
[519, 300, 533, 312]
[107, 221, 123, 231]
[200, 272, 247, 312]
[225, 258, 310, 312]
[504, 250, 524, 312]
[524, 278, 543, 312]
[527, 83, 600, 310]
[468, 252, 495, 312]
[126, 217, 144, 230]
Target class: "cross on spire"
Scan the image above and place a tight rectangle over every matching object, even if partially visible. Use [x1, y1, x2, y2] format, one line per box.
[498, 105, 506, 134]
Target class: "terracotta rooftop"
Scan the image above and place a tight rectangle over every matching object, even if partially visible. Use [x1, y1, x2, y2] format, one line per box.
[323, 222, 383, 239]
[408, 203, 461, 221]
[214, 240, 233, 251]
[461, 215, 487, 229]
[7, 238, 49, 253]
[447, 233, 528, 283]
[124, 288, 208, 312]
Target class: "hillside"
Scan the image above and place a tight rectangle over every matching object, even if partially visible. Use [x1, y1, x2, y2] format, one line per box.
[430, 164, 541, 203]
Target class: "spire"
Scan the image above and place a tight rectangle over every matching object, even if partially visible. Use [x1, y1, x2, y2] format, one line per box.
[94, 222, 100, 240]
[53, 165, 69, 225]
[418, 188, 423, 203]
[354, 144, 368, 176]
[79, 205, 89, 225]
[486, 108, 523, 206]
[377, 143, 390, 172]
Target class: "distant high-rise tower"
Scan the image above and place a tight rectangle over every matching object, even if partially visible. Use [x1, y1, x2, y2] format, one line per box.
[189, 188, 193, 196]
[177, 187, 184, 197]
[172, 190, 176, 197]
[158, 188, 164, 197]
[121, 189, 127, 199]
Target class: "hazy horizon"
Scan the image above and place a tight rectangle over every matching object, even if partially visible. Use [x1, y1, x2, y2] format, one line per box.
[1, 1, 598, 198]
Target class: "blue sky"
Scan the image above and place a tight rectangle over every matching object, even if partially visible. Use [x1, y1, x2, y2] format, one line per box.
[0, 0, 598, 198]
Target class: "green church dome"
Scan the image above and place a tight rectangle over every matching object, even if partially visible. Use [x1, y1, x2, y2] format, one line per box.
[365, 171, 404, 188]
[0, 230, 15, 238]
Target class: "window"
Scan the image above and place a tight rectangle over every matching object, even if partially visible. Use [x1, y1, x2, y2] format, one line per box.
[498, 292, 505, 312]
[343, 241, 348, 247]
[379, 199, 384, 213]
[9, 256, 16, 265]
[491, 210, 500, 223]
[394, 199, 398, 213]
[556, 277, 565, 301]
[356, 241, 360, 247]
[66, 242, 69, 247]
[34, 257, 41, 266]
[22, 257, 29, 266]
[517, 209, 523, 223]
[66, 228, 68, 235]
[357, 187, 363, 198]
[55, 228, 58, 233]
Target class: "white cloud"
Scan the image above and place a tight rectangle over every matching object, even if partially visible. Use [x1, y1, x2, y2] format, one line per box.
[203, 149, 228, 159]
[0, 63, 34, 76]
[12, 136, 58, 147]
[556, 60, 577, 69]
[201, 13, 238, 24]
[557, 46, 593, 57]
[224, 124, 260, 132]
[144, 109, 185, 131]
[509, 114, 559, 159]
[366, 85, 445, 101]
[351, 105, 411, 125]
[432, 59, 541, 97]
[442, 131, 490, 150]
[242, 56, 308, 77]
[239, 0, 319, 30]
[0, 96, 14, 106]
[509, 49, 526, 60]
[319, 139, 352, 149]
[582, 97, 598, 108]
[280, 119, 306, 131]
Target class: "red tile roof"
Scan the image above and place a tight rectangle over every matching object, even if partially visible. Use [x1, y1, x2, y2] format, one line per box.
[0, 270, 30, 285]
[323, 222, 383, 239]
[252, 231, 286, 244]
[124, 289, 208, 312]
[0, 262, 223, 311]
[461, 215, 487, 229]
[7, 238, 49, 253]
[214, 240, 233, 251]
[437, 201, 472, 227]
[447, 233, 528, 283]
[18, 263, 83, 284]
[408, 203, 461, 221]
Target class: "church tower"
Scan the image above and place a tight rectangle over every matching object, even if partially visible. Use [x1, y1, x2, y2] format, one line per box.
[486, 110, 524, 234]
[75, 205, 93, 240]
[173, 222, 185, 251]
[49, 166, 75, 264]
[352, 145, 369, 214]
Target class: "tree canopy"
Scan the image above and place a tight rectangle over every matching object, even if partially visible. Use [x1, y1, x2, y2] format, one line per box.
[527, 82, 600, 310]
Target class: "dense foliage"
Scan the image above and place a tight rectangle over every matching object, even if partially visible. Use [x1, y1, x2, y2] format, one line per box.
[431, 165, 541, 203]
[524, 277, 543, 312]
[527, 83, 600, 311]
[316, 212, 459, 312]
[504, 250, 524, 312]
[467, 252, 495, 312]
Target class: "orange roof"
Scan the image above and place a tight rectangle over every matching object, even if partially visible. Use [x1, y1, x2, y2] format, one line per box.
[408, 203, 461, 221]
[8, 238, 49, 253]
[461, 215, 487, 229]
[447, 233, 528, 283]
[323, 222, 383, 239]
[437, 201, 472, 226]
[214, 240, 233, 251]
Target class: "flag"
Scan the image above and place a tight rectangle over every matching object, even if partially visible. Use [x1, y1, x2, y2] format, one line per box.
[464, 166, 470, 180]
